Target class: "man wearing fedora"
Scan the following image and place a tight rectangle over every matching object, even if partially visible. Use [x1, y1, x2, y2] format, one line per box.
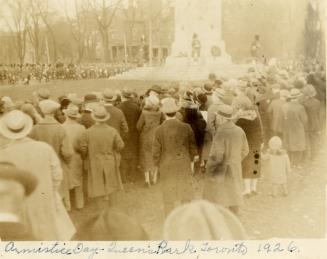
[282, 88, 308, 168]
[103, 89, 129, 137]
[62, 104, 86, 210]
[152, 97, 198, 216]
[0, 110, 76, 240]
[203, 105, 249, 215]
[118, 89, 141, 183]
[79, 93, 99, 129]
[0, 162, 37, 241]
[80, 104, 124, 209]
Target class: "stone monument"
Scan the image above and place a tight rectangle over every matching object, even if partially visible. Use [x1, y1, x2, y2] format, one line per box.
[166, 0, 232, 67]
[113, 0, 251, 81]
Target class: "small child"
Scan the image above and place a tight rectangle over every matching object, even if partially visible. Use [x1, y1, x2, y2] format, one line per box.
[261, 136, 291, 197]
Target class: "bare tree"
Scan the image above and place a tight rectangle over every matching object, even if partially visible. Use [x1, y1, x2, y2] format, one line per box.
[4, 0, 29, 64]
[88, 0, 123, 62]
[27, 0, 42, 63]
[36, 0, 58, 63]
[63, 0, 89, 63]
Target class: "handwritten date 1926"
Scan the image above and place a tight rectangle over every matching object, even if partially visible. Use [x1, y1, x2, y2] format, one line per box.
[257, 241, 299, 254]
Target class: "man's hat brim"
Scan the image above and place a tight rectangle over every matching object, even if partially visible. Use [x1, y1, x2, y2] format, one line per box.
[0, 113, 33, 140]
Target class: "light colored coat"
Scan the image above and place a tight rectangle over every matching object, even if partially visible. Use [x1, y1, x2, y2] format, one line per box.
[153, 118, 198, 203]
[203, 121, 249, 208]
[267, 98, 286, 134]
[29, 116, 74, 197]
[202, 103, 224, 160]
[282, 101, 308, 151]
[262, 150, 291, 185]
[62, 120, 85, 188]
[0, 138, 76, 240]
[80, 123, 124, 198]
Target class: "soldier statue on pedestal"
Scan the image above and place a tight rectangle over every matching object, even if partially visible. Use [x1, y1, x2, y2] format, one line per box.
[191, 33, 201, 62]
[250, 35, 262, 61]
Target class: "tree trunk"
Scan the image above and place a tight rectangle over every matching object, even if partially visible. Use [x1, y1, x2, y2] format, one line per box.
[148, 20, 153, 66]
[101, 29, 110, 62]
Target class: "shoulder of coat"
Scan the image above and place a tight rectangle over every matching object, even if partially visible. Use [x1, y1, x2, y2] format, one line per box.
[31, 139, 55, 151]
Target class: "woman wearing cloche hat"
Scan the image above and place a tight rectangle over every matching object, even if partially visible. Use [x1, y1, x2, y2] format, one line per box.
[203, 104, 249, 215]
[137, 95, 163, 186]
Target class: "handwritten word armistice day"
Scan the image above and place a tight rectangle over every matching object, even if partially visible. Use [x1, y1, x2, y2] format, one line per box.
[1, 240, 300, 259]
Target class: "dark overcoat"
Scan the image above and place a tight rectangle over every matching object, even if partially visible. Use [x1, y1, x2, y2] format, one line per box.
[105, 104, 129, 137]
[153, 119, 198, 203]
[236, 114, 263, 179]
[118, 99, 141, 161]
[282, 101, 308, 151]
[80, 124, 124, 198]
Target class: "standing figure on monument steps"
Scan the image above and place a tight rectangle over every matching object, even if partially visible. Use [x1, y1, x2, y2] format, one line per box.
[191, 34, 201, 62]
[250, 35, 263, 62]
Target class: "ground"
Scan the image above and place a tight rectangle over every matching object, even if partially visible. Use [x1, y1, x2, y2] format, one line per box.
[1, 79, 326, 240]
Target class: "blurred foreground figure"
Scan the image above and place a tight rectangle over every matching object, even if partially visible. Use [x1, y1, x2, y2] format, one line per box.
[0, 162, 37, 241]
[74, 207, 148, 241]
[0, 110, 76, 240]
[163, 200, 247, 240]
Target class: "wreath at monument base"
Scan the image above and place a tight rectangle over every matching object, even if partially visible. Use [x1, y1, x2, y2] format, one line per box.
[211, 45, 221, 57]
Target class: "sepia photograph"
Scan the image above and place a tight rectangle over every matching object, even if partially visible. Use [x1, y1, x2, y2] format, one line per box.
[0, 0, 326, 244]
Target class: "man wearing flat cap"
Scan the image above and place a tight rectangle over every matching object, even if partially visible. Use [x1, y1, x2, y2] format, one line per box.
[29, 99, 74, 210]
[0, 162, 37, 241]
[32, 88, 51, 118]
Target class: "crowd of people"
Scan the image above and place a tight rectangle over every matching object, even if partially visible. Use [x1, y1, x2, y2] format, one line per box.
[0, 58, 325, 241]
[0, 62, 136, 85]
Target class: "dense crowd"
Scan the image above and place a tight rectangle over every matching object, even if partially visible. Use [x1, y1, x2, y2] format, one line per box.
[0, 62, 136, 85]
[0, 58, 325, 241]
